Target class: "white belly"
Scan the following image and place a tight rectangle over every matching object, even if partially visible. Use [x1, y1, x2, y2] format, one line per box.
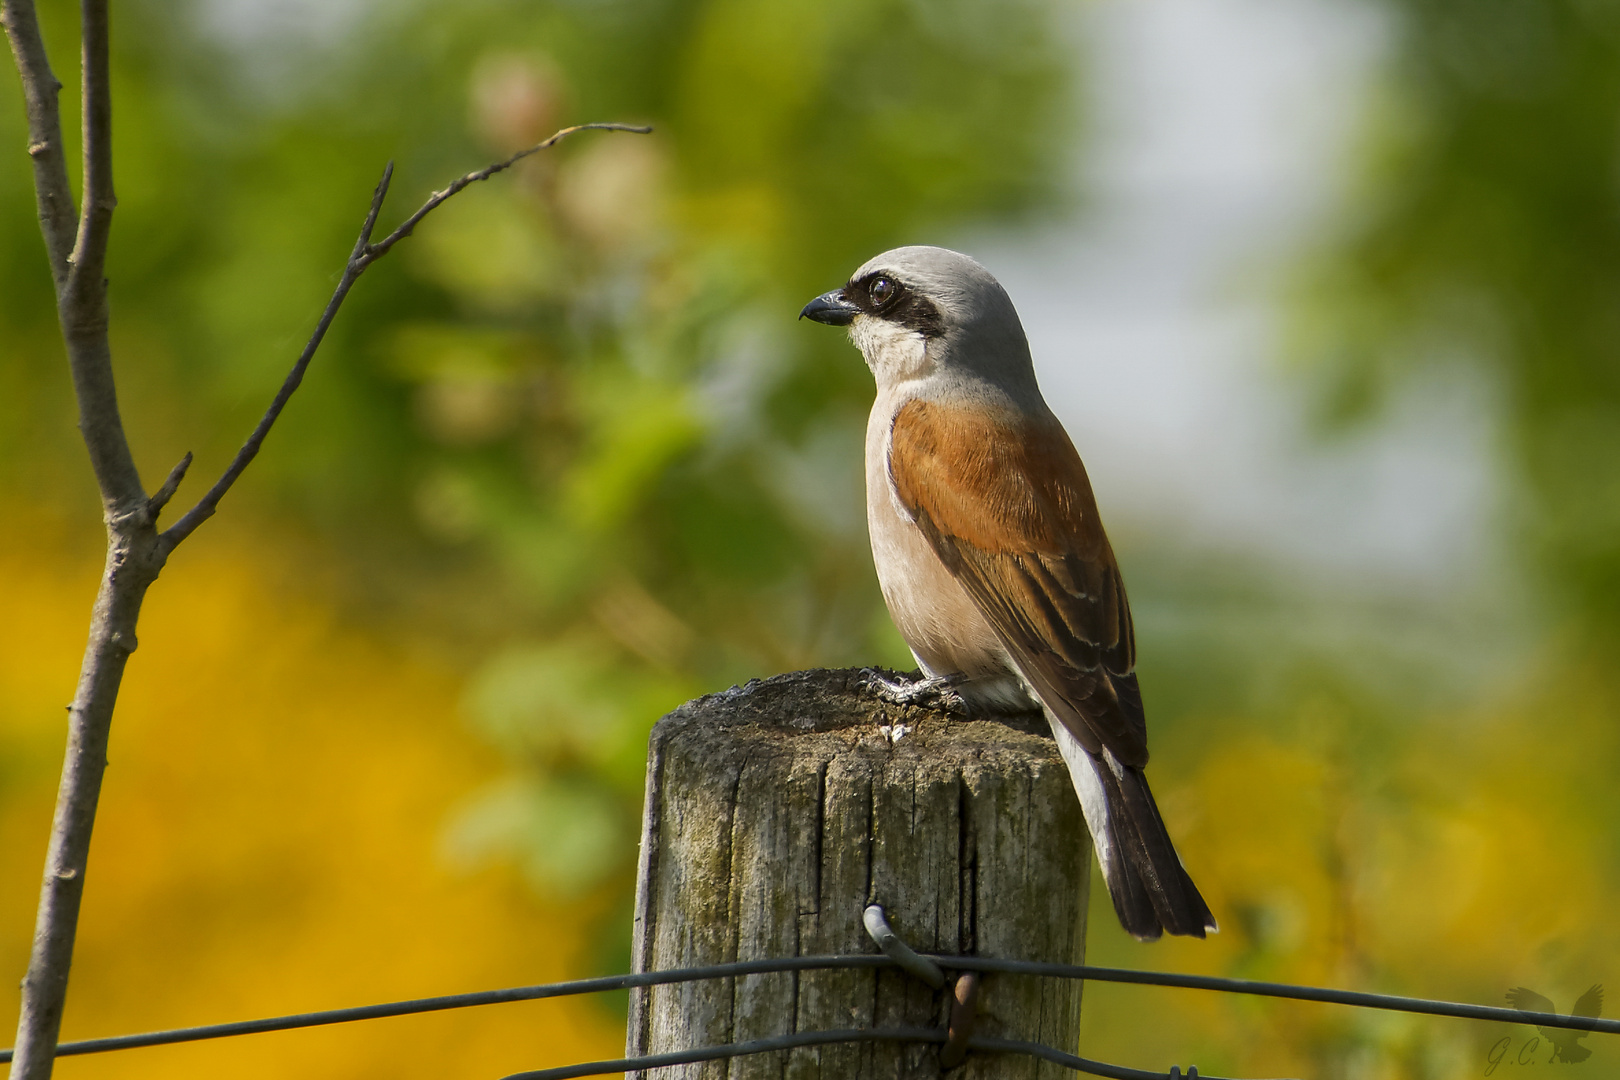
[865, 388, 1022, 694]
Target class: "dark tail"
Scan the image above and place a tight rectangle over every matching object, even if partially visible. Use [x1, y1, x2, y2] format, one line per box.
[1091, 751, 1216, 941]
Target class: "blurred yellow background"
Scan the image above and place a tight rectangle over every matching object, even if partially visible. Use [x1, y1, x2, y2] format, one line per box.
[0, 516, 624, 1078]
[3, 0, 1619, 1076]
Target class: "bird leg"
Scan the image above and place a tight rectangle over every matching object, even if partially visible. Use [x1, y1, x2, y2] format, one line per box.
[859, 667, 969, 714]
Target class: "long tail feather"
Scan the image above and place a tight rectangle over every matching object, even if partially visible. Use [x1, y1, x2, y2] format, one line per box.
[1048, 719, 1215, 940]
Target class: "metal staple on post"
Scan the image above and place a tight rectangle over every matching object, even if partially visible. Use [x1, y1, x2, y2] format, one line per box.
[863, 903, 947, 989]
[867, 906, 1205, 1078]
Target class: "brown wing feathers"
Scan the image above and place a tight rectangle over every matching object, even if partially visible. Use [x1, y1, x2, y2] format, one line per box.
[887, 397, 1148, 766]
[888, 396, 1215, 939]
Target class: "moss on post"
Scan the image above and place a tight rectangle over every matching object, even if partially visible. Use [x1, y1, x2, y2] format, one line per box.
[628, 668, 1089, 1080]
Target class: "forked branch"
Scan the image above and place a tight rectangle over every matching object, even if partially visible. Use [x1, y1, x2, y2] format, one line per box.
[159, 121, 651, 547]
[2, 3, 648, 1068]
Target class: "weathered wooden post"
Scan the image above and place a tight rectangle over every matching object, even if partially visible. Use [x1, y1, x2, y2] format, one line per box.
[628, 668, 1089, 1079]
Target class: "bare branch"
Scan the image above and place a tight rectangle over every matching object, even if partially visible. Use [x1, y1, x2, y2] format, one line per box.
[158, 162, 394, 546]
[147, 452, 193, 516]
[361, 122, 651, 265]
[68, 0, 114, 286]
[50, 0, 144, 518]
[52, 0, 144, 518]
[8, 531, 164, 1080]
[5, 101, 648, 1079]
[8, 5, 146, 1076]
[162, 122, 651, 547]
[1, 0, 77, 286]
[4, 0, 144, 515]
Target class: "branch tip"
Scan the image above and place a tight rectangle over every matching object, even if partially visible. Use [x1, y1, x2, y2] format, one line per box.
[364, 121, 652, 261]
[147, 452, 193, 517]
[356, 163, 394, 252]
[171, 119, 646, 549]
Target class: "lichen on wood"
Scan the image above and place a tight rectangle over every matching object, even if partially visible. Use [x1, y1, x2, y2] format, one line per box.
[629, 667, 1089, 1080]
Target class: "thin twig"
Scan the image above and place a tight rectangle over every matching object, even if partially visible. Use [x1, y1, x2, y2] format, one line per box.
[2, 9, 649, 1066]
[54, 0, 145, 516]
[360, 122, 651, 265]
[68, 0, 114, 289]
[158, 163, 394, 546]
[160, 121, 650, 546]
[0, 0, 76, 284]
[146, 452, 193, 516]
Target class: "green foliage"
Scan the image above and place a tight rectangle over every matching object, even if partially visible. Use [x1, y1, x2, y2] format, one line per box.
[16, 1, 1617, 1074]
[0, 0, 1073, 918]
[1292, 0, 1620, 629]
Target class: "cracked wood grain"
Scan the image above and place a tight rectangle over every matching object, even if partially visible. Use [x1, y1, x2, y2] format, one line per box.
[629, 668, 1090, 1080]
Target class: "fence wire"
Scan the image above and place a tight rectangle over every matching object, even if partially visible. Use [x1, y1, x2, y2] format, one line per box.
[1, 947, 1611, 1077]
[0, 957, 892, 1062]
[498, 1026, 1219, 1080]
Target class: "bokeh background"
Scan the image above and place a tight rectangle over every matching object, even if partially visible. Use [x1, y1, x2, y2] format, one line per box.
[2, 0, 1618, 1076]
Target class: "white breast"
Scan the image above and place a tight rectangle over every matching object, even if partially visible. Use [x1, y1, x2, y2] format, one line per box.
[864, 383, 1016, 685]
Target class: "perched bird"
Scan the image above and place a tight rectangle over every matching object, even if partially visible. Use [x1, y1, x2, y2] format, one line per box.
[800, 245, 1215, 940]
[1506, 985, 1604, 1063]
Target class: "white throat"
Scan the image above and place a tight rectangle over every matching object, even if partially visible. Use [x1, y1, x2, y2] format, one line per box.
[850, 315, 931, 385]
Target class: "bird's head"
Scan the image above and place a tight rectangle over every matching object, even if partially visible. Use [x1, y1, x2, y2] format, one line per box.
[800, 245, 1038, 395]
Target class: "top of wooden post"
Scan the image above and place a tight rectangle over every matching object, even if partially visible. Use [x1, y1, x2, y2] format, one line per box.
[630, 667, 1090, 1079]
[654, 665, 1053, 741]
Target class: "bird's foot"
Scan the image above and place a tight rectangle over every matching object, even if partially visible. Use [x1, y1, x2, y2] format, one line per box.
[859, 668, 968, 715]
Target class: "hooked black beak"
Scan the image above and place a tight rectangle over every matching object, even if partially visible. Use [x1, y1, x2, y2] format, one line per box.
[799, 289, 859, 326]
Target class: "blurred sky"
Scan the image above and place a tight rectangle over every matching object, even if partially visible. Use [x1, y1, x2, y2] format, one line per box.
[191, 0, 1499, 597]
[973, 0, 1500, 596]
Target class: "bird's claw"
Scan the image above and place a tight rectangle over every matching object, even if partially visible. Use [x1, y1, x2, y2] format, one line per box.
[859, 668, 968, 714]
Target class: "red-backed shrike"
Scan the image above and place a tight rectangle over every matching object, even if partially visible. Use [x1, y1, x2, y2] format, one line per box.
[801, 245, 1215, 940]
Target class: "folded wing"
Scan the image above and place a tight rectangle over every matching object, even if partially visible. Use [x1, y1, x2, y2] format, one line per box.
[886, 396, 1147, 766]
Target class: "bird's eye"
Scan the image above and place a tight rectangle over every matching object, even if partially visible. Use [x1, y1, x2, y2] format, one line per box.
[869, 276, 898, 307]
